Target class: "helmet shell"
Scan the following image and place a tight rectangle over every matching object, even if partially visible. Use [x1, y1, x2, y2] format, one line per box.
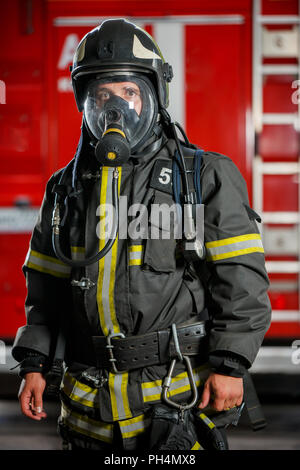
[71, 18, 173, 112]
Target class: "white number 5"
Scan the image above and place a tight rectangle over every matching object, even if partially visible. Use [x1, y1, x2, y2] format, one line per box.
[158, 167, 172, 185]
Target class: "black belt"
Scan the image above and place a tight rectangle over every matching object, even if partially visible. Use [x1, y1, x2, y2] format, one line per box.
[92, 321, 207, 373]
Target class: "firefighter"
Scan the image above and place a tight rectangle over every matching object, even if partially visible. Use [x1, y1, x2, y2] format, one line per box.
[12, 19, 271, 451]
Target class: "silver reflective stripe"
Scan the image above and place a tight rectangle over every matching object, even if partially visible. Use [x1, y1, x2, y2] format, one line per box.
[97, 167, 121, 336]
[109, 372, 132, 421]
[24, 249, 71, 278]
[61, 402, 113, 443]
[71, 246, 86, 261]
[142, 365, 208, 403]
[62, 372, 98, 408]
[119, 414, 151, 439]
[129, 245, 143, 266]
[206, 234, 264, 261]
[207, 238, 263, 257]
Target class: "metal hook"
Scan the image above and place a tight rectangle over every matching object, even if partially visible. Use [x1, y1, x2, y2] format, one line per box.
[162, 355, 198, 412]
[171, 323, 183, 362]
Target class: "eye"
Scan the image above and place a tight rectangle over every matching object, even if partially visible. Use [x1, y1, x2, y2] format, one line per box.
[96, 90, 111, 102]
[124, 87, 139, 98]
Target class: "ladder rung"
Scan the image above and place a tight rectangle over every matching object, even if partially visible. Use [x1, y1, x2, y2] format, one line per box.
[262, 113, 299, 126]
[255, 161, 300, 175]
[261, 64, 299, 75]
[271, 311, 300, 322]
[262, 212, 300, 224]
[266, 261, 300, 273]
[258, 15, 300, 25]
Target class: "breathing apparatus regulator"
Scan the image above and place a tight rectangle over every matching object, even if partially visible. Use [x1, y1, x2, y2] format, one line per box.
[51, 18, 204, 267]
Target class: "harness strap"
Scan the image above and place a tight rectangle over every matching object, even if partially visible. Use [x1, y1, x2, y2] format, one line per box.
[243, 370, 267, 431]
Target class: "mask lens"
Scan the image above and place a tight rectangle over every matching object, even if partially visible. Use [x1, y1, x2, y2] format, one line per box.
[83, 75, 157, 152]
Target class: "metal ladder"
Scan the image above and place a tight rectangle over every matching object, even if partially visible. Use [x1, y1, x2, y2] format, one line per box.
[252, 0, 300, 325]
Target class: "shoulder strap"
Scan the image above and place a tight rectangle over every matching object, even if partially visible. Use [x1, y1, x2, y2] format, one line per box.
[171, 146, 204, 205]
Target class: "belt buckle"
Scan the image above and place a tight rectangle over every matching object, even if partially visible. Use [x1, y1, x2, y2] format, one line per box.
[106, 331, 126, 374]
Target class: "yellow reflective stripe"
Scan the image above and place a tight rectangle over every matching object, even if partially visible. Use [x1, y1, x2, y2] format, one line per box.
[119, 414, 151, 439]
[129, 259, 142, 266]
[25, 249, 71, 278]
[129, 245, 143, 252]
[129, 244, 143, 266]
[207, 246, 264, 262]
[71, 246, 85, 253]
[62, 372, 98, 409]
[71, 246, 85, 261]
[61, 402, 113, 443]
[64, 371, 97, 395]
[199, 413, 215, 429]
[97, 167, 122, 336]
[205, 234, 264, 261]
[206, 233, 261, 248]
[109, 169, 121, 332]
[98, 167, 109, 335]
[25, 261, 70, 278]
[191, 441, 202, 450]
[142, 364, 208, 403]
[109, 372, 132, 421]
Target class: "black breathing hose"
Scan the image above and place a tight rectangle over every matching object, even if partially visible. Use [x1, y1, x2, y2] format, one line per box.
[52, 167, 120, 267]
[171, 122, 193, 203]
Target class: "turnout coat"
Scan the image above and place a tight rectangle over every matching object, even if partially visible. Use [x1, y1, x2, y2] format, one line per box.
[12, 135, 271, 447]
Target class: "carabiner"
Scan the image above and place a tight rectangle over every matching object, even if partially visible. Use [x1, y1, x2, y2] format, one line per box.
[162, 355, 198, 411]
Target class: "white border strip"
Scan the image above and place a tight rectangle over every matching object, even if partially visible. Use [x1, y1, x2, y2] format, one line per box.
[54, 15, 245, 27]
[271, 311, 300, 323]
[154, 22, 185, 127]
[250, 347, 300, 374]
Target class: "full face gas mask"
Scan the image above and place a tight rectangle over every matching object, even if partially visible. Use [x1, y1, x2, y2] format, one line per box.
[83, 74, 158, 165]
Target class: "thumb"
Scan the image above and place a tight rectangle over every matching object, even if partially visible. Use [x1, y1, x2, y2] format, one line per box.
[198, 381, 211, 409]
[32, 390, 46, 419]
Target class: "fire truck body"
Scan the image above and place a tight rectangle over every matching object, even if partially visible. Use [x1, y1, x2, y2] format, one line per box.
[0, 0, 299, 376]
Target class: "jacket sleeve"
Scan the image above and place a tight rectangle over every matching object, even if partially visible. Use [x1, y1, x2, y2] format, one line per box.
[12, 172, 72, 362]
[198, 152, 272, 369]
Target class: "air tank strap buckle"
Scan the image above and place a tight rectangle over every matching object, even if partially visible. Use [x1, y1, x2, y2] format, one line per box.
[71, 277, 95, 290]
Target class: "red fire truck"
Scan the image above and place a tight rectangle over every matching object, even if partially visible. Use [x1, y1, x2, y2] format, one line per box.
[0, 0, 299, 380]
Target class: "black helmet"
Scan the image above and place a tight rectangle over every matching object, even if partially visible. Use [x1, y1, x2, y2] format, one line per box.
[71, 18, 173, 112]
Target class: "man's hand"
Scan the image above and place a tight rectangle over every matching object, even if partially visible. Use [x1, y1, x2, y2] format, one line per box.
[18, 372, 47, 421]
[198, 372, 243, 411]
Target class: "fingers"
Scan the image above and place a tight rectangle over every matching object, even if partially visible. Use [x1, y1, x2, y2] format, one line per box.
[18, 375, 47, 421]
[198, 373, 244, 412]
[198, 381, 211, 409]
[20, 387, 42, 421]
[32, 392, 47, 419]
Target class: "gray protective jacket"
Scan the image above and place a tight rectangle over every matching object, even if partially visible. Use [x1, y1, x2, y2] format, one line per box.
[12, 136, 271, 446]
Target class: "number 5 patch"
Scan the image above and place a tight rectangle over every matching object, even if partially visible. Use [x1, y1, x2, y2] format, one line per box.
[150, 159, 173, 195]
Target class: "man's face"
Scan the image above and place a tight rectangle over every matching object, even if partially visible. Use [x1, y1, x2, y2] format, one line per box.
[94, 81, 142, 115]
